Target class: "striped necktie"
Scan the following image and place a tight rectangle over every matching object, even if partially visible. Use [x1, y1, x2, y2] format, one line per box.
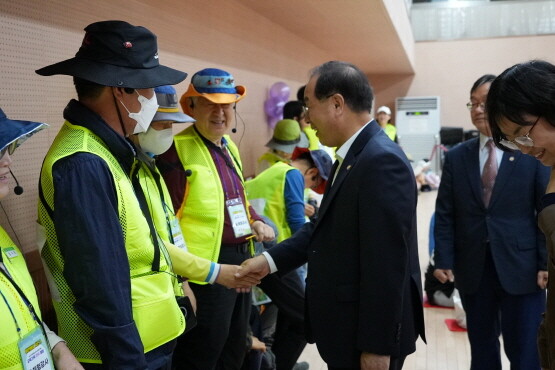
[482, 139, 498, 207]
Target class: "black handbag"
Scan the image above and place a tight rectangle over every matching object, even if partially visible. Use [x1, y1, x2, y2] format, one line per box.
[176, 295, 197, 334]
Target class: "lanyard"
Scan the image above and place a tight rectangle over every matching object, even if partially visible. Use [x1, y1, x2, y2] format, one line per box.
[147, 165, 176, 244]
[212, 147, 243, 199]
[130, 161, 162, 272]
[0, 262, 48, 345]
[133, 161, 177, 280]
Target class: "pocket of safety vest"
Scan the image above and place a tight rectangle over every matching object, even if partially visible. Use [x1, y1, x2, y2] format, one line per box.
[131, 272, 185, 352]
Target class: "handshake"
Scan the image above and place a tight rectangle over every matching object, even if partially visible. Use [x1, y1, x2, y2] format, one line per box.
[215, 255, 272, 293]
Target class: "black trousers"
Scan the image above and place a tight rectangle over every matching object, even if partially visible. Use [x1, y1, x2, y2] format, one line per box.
[259, 270, 307, 370]
[172, 246, 252, 370]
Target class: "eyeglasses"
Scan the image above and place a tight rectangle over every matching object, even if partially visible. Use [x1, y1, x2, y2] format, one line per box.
[0, 141, 17, 159]
[303, 93, 336, 114]
[466, 102, 485, 111]
[499, 116, 541, 150]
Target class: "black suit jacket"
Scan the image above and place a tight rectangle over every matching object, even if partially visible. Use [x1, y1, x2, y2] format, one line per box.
[434, 137, 549, 295]
[268, 121, 425, 367]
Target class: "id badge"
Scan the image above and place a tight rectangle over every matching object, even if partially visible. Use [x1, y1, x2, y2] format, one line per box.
[18, 326, 54, 370]
[226, 198, 251, 238]
[4, 247, 18, 259]
[169, 218, 188, 252]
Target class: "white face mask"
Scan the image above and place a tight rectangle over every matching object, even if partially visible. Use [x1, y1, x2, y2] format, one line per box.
[120, 90, 159, 134]
[138, 127, 174, 155]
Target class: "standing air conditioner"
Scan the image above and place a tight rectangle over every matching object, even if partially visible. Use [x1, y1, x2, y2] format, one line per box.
[395, 96, 441, 174]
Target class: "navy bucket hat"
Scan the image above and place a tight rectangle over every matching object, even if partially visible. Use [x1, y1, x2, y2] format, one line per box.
[292, 147, 333, 194]
[35, 20, 187, 89]
[0, 108, 48, 157]
[152, 85, 195, 124]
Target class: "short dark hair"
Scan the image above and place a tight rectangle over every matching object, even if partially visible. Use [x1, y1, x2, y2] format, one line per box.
[310, 61, 373, 113]
[470, 74, 496, 95]
[283, 101, 304, 120]
[73, 77, 106, 100]
[295, 151, 315, 168]
[487, 60, 555, 146]
[296, 85, 306, 102]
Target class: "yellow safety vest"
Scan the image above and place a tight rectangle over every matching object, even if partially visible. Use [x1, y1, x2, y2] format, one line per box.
[173, 126, 252, 274]
[135, 158, 212, 288]
[384, 124, 397, 141]
[0, 228, 42, 370]
[303, 126, 320, 150]
[246, 162, 295, 243]
[38, 121, 184, 363]
[257, 151, 287, 169]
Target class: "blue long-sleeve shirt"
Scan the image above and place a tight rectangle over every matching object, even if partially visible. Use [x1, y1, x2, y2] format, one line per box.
[51, 100, 171, 369]
[283, 169, 307, 234]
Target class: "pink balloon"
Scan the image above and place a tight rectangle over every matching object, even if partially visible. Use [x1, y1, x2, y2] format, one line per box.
[269, 82, 291, 101]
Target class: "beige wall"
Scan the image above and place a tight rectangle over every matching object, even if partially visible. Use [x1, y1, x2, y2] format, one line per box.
[0, 0, 324, 253]
[372, 34, 555, 129]
[2, 0, 555, 254]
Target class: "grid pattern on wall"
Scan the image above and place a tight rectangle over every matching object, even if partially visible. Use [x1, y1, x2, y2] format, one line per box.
[0, 0, 309, 253]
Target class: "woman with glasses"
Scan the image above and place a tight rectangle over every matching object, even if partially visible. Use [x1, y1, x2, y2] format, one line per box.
[487, 59, 555, 370]
[0, 108, 83, 369]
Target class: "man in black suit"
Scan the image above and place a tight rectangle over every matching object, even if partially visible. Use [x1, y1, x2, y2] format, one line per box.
[237, 61, 425, 370]
[434, 74, 548, 370]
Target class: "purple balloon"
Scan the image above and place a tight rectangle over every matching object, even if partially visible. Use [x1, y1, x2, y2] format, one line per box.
[264, 96, 286, 128]
[269, 82, 291, 101]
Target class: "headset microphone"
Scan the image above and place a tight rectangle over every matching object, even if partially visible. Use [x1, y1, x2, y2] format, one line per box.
[184, 169, 192, 177]
[232, 103, 238, 133]
[9, 169, 24, 195]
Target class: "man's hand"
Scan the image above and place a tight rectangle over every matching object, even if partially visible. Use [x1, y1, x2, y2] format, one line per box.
[52, 342, 85, 370]
[304, 203, 316, 217]
[182, 281, 197, 313]
[433, 269, 454, 284]
[251, 220, 275, 242]
[215, 264, 261, 292]
[235, 255, 271, 281]
[537, 270, 548, 289]
[251, 336, 267, 352]
[361, 352, 390, 370]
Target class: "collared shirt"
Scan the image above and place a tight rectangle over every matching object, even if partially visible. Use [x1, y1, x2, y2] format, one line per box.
[157, 127, 262, 245]
[332, 121, 370, 184]
[264, 121, 371, 272]
[479, 134, 502, 175]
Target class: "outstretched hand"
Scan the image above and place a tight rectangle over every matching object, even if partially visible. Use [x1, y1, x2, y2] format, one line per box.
[235, 255, 271, 282]
[216, 264, 261, 293]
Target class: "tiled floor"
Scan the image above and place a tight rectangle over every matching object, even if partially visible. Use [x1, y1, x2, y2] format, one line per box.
[296, 190, 510, 369]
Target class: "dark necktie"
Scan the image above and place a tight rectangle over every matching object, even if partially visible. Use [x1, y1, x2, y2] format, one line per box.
[482, 139, 498, 207]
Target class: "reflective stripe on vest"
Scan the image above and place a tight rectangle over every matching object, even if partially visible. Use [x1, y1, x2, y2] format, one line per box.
[245, 162, 295, 243]
[0, 228, 42, 369]
[37, 122, 184, 363]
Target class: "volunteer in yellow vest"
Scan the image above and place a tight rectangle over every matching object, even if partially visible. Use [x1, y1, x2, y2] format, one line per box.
[35, 21, 194, 369]
[131, 85, 255, 314]
[376, 105, 398, 142]
[157, 68, 275, 370]
[256, 119, 301, 175]
[247, 147, 332, 243]
[0, 108, 83, 370]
